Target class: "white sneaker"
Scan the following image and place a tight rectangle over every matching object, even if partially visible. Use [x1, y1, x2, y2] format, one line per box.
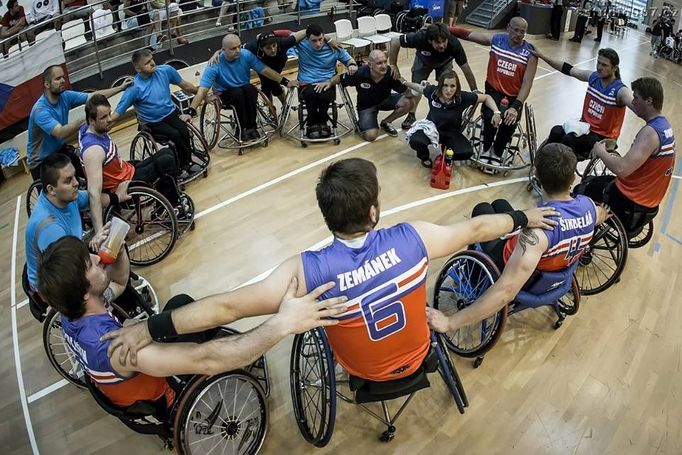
[215, 20, 221, 27]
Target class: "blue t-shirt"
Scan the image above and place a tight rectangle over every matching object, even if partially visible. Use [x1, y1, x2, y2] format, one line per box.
[25, 190, 89, 288]
[199, 48, 266, 92]
[27, 91, 89, 169]
[296, 39, 352, 84]
[115, 65, 182, 123]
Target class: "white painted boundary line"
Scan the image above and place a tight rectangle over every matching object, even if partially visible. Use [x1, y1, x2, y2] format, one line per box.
[26, 175, 531, 402]
[10, 195, 40, 454]
[17, 298, 29, 309]
[194, 135, 388, 220]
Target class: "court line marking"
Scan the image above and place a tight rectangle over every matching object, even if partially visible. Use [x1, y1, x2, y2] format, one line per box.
[10, 195, 40, 454]
[26, 175, 530, 402]
[194, 135, 389, 220]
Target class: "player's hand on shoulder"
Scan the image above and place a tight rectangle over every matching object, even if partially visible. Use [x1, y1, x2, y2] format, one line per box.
[524, 206, 560, 230]
[274, 277, 349, 335]
[101, 319, 153, 366]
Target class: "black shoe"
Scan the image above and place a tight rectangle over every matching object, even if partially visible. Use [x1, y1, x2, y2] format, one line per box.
[401, 113, 416, 130]
[306, 125, 320, 139]
[319, 125, 332, 138]
[380, 122, 398, 137]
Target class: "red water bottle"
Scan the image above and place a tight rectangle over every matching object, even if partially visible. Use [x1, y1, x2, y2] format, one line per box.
[430, 149, 454, 190]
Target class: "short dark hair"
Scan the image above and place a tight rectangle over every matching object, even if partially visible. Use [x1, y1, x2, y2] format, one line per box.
[425, 23, 449, 42]
[85, 94, 110, 123]
[37, 236, 90, 320]
[306, 23, 324, 38]
[534, 143, 577, 194]
[132, 48, 153, 66]
[42, 64, 61, 84]
[315, 158, 379, 235]
[7, 0, 18, 9]
[632, 77, 664, 111]
[40, 153, 73, 188]
[597, 48, 621, 79]
[436, 70, 461, 100]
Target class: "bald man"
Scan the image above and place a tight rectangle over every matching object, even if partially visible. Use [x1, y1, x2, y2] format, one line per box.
[450, 18, 538, 163]
[329, 50, 413, 141]
[183, 34, 291, 142]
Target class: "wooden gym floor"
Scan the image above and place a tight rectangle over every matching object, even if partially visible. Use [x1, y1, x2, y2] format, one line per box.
[1, 27, 681, 455]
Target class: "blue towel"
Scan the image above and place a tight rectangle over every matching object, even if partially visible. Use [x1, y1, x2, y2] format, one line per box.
[243, 7, 265, 29]
[0, 147, 19, 168]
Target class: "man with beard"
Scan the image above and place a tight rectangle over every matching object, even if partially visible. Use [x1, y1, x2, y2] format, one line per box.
[27, 65, 131, 180]
[328, 49, 413, 141]
[101, 158, 558, 383]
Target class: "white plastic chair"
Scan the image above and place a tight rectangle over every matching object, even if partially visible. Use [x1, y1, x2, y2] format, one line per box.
[93, 8, 116, 39]
[86, 0, 103, 11]
[35, 29, 57, 41]
[374, 13, 402, 39]
[62, 19, 88, 50]
[334, 19, 371, 50]
[357, 16, 391, 47]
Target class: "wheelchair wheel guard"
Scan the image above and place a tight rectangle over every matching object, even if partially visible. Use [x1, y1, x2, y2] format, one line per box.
[129, 131, 159, 163]
[290, 328, 336, 447]
[575, 215, 628, 295]
[432, 250, 508, 358]
[43, 308, 87, 388]
[26, 180, 43, 217]
[432, 332, 468, 414]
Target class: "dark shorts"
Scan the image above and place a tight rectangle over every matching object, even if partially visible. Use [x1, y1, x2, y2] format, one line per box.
[444, 0, 463, 18]
[411, 58, 453, 84]
[357, 93, 402, 132]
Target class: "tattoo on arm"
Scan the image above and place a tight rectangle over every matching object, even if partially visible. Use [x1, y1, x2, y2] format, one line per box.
[518, 229, 539, 254]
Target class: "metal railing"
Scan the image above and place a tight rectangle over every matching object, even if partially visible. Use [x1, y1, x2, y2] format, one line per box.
[0, 0, 353, 84]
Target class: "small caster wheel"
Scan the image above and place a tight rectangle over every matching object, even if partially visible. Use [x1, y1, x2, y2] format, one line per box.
[526, 183, 533, 192]
[262, 139, 268, 147]
[553, 320, 563, 330]
[333, 138, 341, 145]
[301, 142, 308, 148]
[379, 431, 395, 442]
[202, 169, 208, 178]
[179, 184, 186, 192]
[189, 222, 196, 231]
[503, 171, 510, 177]
[473, 356, 484, 368]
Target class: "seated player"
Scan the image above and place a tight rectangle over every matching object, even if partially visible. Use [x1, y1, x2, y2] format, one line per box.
[149, 0, 187, 45]
[533, 47, 633, 160]
[388, 22, 478, 129]
[184, 33, 290, 142]
[427, 143, 607, 334]
[112, 49, 202, 179]
[402, 71, 501, 167]
[101, 158, 558, 383]
[296, 23, 358, 139]
[37, 236, 346, 409]
[1, 0, 35, 57]
[329, 49, 413, 141]
[79, 94, 184, 232]
[575, 77, 675, 233]
[450, 18, 538, 163]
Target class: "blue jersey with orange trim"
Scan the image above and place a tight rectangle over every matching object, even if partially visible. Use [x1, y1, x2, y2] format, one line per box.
[62, 312, 175, 408]
[486, 34, 535, 97]
[301, 223, 430, 382]
[581, 72, 626, 139]
[616, 116, 675, 208]
[504, 195, 597, 271]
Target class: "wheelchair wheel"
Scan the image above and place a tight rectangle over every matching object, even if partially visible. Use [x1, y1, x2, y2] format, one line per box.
[556, 276, 580, 316]
[105, 186, 178, 267]
[339, 86, 358, 132]
[524, 104, 538, 161]
[576, 216, 628, 295]
[174, 371, 268, 455]
[26, 180, 43, 217]
[432, 251, 507, 358]
[199, 98, 221, 150]
[129, 131, 159, 162]
[186, 122, 211, 175]
[290, 328, 336, 448]
[256, 88, 278, 130]
[433, 333, 468, 414]
[580, 151, 619, 178]
[43, 308, 87, 388]
[628, 220, 653, 249]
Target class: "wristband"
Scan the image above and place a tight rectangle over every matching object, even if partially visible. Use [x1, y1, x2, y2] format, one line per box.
[148, 311, 178, 342]
[109, 192, 119, 206]
[185, 106, 197, 117]
[511, 99, 523, 112]
[280, 77, 289, 86]
[561, 62, 573, 76]
[508, 210, 528, 232]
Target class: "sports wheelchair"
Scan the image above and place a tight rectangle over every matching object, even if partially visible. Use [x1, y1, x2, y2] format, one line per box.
[41, 271, 159, 388]
[26, 173, 194, 267]
[289, 328, 467, 446]
[280, 85, 356, 147]
[199, 88, 278, 155]
[130, 119, 210, 185]
[468, 104, 538, 177]
[433, 250, 580, 368]
[86, 326, 270, 454]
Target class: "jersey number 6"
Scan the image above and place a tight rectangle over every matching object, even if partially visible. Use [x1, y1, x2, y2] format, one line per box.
[361, 299, 407, 341]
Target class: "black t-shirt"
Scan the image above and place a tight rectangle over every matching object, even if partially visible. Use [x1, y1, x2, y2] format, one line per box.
[340, 65, 407, 111]
[244, 35, 297, 73]
[424, 85, 477, 136]
[400, 30, 468, 68]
